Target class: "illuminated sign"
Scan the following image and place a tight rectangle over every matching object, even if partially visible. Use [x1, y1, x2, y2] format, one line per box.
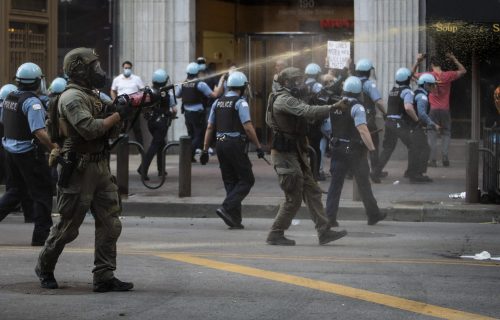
[320, 19, 354, 30]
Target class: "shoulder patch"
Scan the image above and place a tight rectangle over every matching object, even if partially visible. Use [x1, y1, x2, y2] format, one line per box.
[371, 83, 377, 88]
[32, 104, 42, 110]
[241, 101, 249, 108]
[65, 100, 80, 112]
[421, 96, 428, 101]
[359, 106, 365, 112]
[285, 97, 299, 107]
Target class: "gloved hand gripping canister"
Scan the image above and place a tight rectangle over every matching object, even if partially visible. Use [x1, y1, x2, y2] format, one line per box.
[330, 98, 349, 111]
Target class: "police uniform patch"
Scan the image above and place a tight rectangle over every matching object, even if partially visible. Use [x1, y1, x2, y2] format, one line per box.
[66, 101, 79, 112]
[32, 104, 42, 110]
[241, 101, 249, 108]
[371, 83, 377, 88]
[285, 97, 298, 107]
[359, 106, 366, 112]
[421, 96, 428, 101]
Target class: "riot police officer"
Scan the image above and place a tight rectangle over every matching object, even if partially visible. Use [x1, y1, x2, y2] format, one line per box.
[304, 63, 326, 180]
[200, 71, 263, 229]
[0, 84, 18, 184]
[265, 67, 347, 246]
[326, 76, 386, 226]
[0, 63, 57, 245]
[371, 68, 420, 181]
[175, 62, 218, 161]
[139, 69, 177, 180]
[355, 59, 387, 182]
[412, 74, 439, 182]
[36, 48, 133, 292]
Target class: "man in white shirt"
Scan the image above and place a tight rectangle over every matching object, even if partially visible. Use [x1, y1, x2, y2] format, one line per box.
[111, 61, 145, 144]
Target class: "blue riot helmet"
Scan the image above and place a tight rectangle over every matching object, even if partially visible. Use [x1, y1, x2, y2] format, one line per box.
[355, 59, 373, 72]
[305, 63, 322, 76]
[417, 73, 436, 86]
[395, 68, 412, 84]
[343, 76, 362, 95]
[186, 62, 199, 76]
[15, 62, 43, 88]
[196, 57, 207, 72]
[152, 68, 169, 86]
[50, 77, 67, 94]
[0, 84, 18, 101]
[227, 71, 248, 88]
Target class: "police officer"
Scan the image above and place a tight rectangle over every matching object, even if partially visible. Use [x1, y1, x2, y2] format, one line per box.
[0, 84, 18, 184]
[175, 62, 218, 161]
[412, 74, 439, 182]
[355, 59, 387, 182]
[304, 63, 326, 180]
[200, 71, 263, 229]
[265, 67, 347, 246]
[139, 69, 177, 180]
[36, 48, 133, 292]
[371, 68, 420, 181]
[0, 63, 57, 245]
[326, 76, 386, 226]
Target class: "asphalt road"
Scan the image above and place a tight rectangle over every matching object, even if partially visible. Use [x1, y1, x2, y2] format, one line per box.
[0, 215, 499, 320]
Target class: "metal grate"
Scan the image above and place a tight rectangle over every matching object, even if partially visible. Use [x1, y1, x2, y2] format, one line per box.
[8, 22, 47, 77]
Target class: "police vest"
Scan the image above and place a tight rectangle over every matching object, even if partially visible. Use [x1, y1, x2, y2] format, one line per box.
[360, 78, 376, 113]
[387, 85, 410, 117]
[2, 91, 38, 141]
[181, 80, 204, 105]
[413, 88, 429, 116]
[215, 95, 245, 135]
[330, 99, 362, 143]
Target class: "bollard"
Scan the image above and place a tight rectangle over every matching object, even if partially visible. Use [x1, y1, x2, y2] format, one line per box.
[178, 135, 192, 197]
[465, 140, 479, 203]
[116, 135, 129, 196]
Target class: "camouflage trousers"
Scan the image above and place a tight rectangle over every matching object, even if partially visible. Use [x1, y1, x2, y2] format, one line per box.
[37, 159, 122, 283]
[270, 150, 330, 235]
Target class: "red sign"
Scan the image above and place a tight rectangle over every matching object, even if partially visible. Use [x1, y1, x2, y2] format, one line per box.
[320, 19, 354, 29]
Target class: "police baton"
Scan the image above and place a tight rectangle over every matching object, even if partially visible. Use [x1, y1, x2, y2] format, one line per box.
[260, 155, 272, 166]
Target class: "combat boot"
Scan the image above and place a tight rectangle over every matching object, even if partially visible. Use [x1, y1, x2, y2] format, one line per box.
[35, 266, 58, 289]
[318, 229, 347, 245]
[367, 211, 387, 226]
[266, 231, 295, 246]
[93, 277, 134, 293]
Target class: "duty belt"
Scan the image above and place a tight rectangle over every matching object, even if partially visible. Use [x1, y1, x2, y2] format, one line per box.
[216, 134, 246, 142]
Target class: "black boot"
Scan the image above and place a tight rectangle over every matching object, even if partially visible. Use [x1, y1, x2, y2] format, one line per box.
[266, 231, 295, 246]
[318, 229, 347, 245]
[35, 266, 58, 289]
[93, 277, 134, 293]
[367, 211, 387, 226]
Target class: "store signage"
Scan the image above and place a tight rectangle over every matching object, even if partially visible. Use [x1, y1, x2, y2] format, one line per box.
[433, 22, 500, 33]
[320, 19, 354, 30]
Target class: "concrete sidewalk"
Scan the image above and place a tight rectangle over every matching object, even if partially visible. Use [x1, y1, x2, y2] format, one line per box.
[111, 139, 499, 223]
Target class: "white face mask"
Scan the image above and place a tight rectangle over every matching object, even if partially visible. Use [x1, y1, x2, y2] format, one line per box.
[123, 68, 132, 77]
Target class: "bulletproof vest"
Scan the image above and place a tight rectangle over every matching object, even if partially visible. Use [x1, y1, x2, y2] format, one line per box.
[149, 88, 171, 117]
[266, 90, 307, 138]
[387, 86, 409, 116]
[2, 91, 38, 141]
[181, 80, 204, 105]
[215, 95, 245, 134]
[330, 99, 362, 143]
[305, 80, 317, 104]
[360, 78, 376, 112]
[413, 88, 429, 115]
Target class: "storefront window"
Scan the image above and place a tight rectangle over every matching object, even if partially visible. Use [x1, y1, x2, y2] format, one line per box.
[11, 0, 47, 12]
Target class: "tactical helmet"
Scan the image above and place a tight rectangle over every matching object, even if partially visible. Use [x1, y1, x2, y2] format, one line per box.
[395, 68, 412, 83]
[417, 73, 436, 86]
[355, 59, 374, 72]
[63, 47, 99, 78]
[227, 71, 248, 88]
[15, 62, 43, 84]
[305, 63, 321, 76]
[186, 62, 199, 75]
[50, 77, 67, 94]
[278, 67, 302, 85]
[0, 84, 17, 100]
[152, 69, 169, 84]
[343, 76, 362, 94]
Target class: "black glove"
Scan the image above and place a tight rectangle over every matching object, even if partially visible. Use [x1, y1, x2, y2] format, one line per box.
[115, 97, 134, 121]
[256, 148, 265, 159]
[200, 150, 209, 165]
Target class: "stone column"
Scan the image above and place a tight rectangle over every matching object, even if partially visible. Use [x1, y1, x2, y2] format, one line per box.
[117, 0, 196, 141]
[354, 0, 422, 104]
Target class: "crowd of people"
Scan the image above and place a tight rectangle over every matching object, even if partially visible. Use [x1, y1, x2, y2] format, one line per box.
[0, 45, 486, 292]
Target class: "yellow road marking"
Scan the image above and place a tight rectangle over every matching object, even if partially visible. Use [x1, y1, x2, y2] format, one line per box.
[156, 253, 496, 320]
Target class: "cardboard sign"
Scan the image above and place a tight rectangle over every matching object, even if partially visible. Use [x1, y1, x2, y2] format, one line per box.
[327, 41, 350, 69]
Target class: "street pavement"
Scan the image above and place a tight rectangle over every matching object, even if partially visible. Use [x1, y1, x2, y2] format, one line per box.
[0, 216, 499, 320]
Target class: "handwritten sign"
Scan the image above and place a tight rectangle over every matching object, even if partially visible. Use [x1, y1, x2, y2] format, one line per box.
[327, 41, 350, 69]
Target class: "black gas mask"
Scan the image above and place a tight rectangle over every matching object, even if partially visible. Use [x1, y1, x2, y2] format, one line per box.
[288, 77, 308, 99]
[89, 61, 107, 89]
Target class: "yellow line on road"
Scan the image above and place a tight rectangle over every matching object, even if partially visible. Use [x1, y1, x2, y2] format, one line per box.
[156, 253, 496, 320]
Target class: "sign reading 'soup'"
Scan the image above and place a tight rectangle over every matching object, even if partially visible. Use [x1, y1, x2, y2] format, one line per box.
[327, 41, 350, 69]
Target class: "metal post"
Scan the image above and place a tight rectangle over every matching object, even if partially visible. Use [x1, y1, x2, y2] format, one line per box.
[116, 135, 129, 196]
[465, 140, 479, 203]
[178, 135, 192, 197]
[352, 179, 361, 201]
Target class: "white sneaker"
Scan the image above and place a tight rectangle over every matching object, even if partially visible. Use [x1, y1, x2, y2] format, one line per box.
[195, 148, 202, 155]
[208, 147, 215, 155]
